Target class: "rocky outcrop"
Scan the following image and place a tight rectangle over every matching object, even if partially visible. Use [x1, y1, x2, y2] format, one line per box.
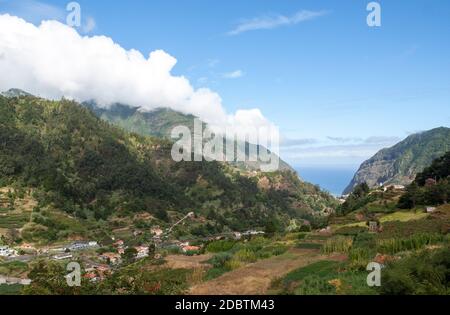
[344, 127, 450, 194]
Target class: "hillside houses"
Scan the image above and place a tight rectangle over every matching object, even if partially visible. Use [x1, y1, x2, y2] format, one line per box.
[67, 241, 98, 251]
[100, 252, 122, 265]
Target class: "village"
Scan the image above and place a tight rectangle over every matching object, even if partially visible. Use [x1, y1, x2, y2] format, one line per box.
[0, 216, 266, 286]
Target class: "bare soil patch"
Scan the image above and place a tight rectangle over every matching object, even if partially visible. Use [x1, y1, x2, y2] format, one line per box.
[189, 248, 345, 295]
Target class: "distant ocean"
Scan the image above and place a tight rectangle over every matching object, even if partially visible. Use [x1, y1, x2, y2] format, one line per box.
[295, 166, 358, 197]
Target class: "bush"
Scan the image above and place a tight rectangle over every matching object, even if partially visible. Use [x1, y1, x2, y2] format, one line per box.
[184, 250, 200, 256]
[348, 247, 373, 270]
[381, 246, 450, 295]
[256, 244, 288, 259]
[206, 240, 236, 253]
[322, 236, 353, 254]
[376, 233, 444, 255]
[208, 252, 233, 268]
[224, 259, 242, 270]
[234, 249, 257, 263]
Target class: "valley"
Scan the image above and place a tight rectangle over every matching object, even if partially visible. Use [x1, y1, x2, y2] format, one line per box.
[0, 92, 449, 296]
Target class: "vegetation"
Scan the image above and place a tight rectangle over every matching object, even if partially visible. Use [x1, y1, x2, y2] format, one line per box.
[399, 151, 450, 208]
[271, 260, 376, 295]
[376, 233, 444, 255]
[381, 246, 450, 295]
[338, 183, 374, 215]
[344, 127, 450, 194]
[0, 94, 336, 242]
[204, 237, 288, 280]
[322, 236, 353, 254]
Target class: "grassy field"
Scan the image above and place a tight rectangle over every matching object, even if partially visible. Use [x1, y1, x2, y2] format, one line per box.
[0, 284, 23, 295]
[379, 211, 428, 223]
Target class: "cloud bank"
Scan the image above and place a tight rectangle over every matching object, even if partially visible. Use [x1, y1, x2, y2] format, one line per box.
[0, 14, 275, 136]
[228, 10, 328, 36]
[280, 136, 402, 167]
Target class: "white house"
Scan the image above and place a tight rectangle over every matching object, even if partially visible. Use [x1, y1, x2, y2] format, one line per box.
[52, 253, 73, 260]
[426, 207, 437, 213]
[0, 246, 17, 257]
[135, 246, 149, 259]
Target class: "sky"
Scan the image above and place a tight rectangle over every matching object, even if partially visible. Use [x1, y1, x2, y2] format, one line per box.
[1, 0, 449, 168]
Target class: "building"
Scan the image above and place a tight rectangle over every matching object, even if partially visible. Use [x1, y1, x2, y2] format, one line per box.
[233, 232, 242, 240]
[242, 230, 265, 236]
[113, 240, 124, 248]
[368, 221, 380, 233]
[100, 252, 121, 265]
[426, 206, 437, 213]
[67, 241, 98, 251]
[0, 246, 17, 257]
[52, 253, 73, 260]
[151, 227, 164, 237]
[384, 184, 406, 192]
[135, 246, 149, 259]
[83, 272, 98, 282]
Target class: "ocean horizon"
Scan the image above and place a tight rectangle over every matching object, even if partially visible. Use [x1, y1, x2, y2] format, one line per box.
[295, 166, 358, 197]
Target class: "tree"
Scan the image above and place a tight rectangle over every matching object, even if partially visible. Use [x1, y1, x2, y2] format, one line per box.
[264, 217, 281, 236]
[122, 247, 138, 264]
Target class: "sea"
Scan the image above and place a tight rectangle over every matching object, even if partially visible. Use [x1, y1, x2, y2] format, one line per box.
[295, 166, 358, 197]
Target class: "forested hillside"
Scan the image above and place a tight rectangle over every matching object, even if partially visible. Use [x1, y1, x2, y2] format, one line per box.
[344, 127, 450, 194]
[83, 101, 294, 172]
[0, 93, 336, 243]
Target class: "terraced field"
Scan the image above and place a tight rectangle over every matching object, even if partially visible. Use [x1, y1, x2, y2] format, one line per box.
[189, 248, 345, 295]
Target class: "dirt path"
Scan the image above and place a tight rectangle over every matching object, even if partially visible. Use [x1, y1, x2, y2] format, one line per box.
[189, 249, 345, 295]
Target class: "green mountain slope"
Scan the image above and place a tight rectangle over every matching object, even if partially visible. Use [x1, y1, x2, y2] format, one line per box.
[0, 91, 336, 243]
[83, 102, 294, 172]
[344, 127, 450, 194]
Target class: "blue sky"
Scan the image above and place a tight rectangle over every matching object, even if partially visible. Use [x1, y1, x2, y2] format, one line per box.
[1, 0, 450, 168]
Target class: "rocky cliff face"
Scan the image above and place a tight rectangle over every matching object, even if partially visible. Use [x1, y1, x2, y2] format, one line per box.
[343, 127, 450, 194]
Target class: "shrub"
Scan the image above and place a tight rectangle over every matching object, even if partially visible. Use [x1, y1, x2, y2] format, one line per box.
[381, 246, 450, 295]
[322, 236, 353, 254]
[206, 240, 236, 253]
[376, 233, 444, 255]
[234, 249, 257, 263]
[208, 252, 232, 268]
[224, 259, 242, 270]
[348, 247, 373, 270]
[204, 267, 229, 280]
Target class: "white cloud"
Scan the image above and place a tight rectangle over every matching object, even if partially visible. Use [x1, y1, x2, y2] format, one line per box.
[228, 10, 329, 36]
[223, 70, 244, 79]
[0, 0, 65, 24]
[0, 14, 276, 141]
[281, 136, 402, 167]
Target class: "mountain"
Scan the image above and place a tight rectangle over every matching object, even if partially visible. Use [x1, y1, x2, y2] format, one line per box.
[0, 92, 337, 243]
[344, 127, 450, 194]
[1, 88, 32, 98]
[83, 102, 294, 172]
